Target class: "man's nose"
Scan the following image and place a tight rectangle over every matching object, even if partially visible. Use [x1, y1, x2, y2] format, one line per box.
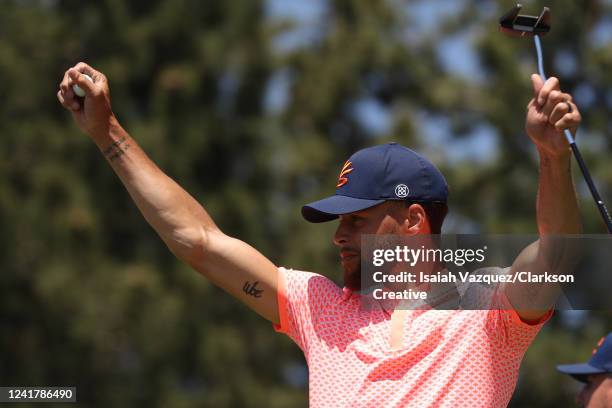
[333, 221, 348, 247]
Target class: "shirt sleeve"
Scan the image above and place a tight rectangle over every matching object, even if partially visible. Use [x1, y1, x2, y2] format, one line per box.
[463, 266, 551, 351]
[272, 267, 342, 354]
[484, 283, 552, 352]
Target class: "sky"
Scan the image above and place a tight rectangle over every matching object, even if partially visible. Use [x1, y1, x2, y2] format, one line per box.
[264, 0, 612, 167]
[264, 0, 503, 165]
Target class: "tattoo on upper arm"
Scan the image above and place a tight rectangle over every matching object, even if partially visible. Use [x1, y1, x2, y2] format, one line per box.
[103, 136, 131, 162]
[243, 281, 263, 298]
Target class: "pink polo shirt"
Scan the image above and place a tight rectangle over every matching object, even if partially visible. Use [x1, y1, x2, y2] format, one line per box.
[273, 267, 550, 408]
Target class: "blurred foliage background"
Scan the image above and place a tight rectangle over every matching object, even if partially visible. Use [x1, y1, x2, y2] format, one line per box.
[1, 0, 611, 406]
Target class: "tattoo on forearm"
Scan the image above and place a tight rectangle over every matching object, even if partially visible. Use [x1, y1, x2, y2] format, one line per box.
[103, 136, 131, 162]
[243, 281, 263, 298]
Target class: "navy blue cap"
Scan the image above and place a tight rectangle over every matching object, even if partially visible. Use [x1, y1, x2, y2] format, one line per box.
[557, 333, 612, 383]
[302, 143, 448, 223]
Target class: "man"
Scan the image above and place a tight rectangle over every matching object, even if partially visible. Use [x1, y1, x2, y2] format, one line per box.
[558, 333, 612, 407]
[57, 62, 581, 407]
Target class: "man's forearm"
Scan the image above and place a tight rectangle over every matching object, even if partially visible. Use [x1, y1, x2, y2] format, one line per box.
[91, 117, 218, 261]
[506, 152, 581, 321]
[536, 151, 581, 235]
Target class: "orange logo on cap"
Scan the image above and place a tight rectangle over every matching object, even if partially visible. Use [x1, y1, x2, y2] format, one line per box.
[337, 160, 354, 188]
[593, 336, 606, 355]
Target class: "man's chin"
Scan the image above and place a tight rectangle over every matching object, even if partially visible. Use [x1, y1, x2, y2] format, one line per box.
[343, 266, 362, 291]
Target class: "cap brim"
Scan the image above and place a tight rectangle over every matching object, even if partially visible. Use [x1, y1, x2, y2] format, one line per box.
[557, 363, 606, 383]
[302, 195, 386, 223]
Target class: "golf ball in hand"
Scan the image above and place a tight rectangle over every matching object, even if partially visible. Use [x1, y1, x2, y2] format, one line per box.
[73, 74, 94, 97]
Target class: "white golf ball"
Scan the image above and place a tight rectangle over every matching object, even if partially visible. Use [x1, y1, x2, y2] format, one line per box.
[73, 74, 94, 97]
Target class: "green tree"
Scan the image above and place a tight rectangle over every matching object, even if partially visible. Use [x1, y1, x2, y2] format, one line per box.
[1, 0, 610, 406]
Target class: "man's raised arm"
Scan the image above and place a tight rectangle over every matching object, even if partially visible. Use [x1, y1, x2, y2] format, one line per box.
[57, 62, 279, 324]
[506, 74, 582, 323]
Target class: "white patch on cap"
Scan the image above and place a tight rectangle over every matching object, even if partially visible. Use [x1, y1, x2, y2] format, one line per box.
[395, 184, 409, 198]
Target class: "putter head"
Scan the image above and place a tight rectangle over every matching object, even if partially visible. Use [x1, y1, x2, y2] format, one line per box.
[499, 4, 551, 37]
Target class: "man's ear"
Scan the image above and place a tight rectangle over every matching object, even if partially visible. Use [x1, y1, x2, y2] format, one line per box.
[402, 203, 431, 234]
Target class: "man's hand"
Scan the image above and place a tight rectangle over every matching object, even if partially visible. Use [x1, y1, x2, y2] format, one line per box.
[526, 74, 582, 158]
[57, 62, 115, 140]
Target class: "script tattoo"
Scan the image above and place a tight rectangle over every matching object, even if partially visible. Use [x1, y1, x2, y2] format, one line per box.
[103, 136, 131, 162]
[243, 281, 263, 298]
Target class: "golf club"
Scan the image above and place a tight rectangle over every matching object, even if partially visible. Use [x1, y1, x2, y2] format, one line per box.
[500, 4, 612, 234]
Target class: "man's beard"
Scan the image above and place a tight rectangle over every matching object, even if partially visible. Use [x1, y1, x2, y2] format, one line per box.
[343, 260, 362, 291]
